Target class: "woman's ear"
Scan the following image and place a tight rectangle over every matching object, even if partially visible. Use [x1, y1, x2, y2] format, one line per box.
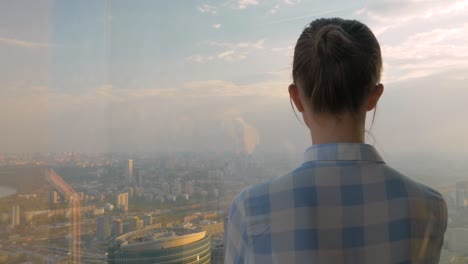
[366, 83, 384, 111]
[289, 84, 305, 112]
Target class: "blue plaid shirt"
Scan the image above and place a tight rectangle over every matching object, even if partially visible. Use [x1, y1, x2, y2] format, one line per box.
[225, 143, 447, 264]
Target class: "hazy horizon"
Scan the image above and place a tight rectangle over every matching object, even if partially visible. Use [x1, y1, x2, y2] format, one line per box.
[2, 0, 468, 162]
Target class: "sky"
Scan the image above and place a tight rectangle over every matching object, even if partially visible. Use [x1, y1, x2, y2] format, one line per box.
[1, 0, 468, 171]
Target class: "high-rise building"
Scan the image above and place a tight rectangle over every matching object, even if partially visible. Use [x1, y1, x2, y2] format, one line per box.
[116, 193, 129, 212]
[172, 179, 182, 195]
[142, 214, 152, 226]
[135, 167, 143, 188]
[11, 205, 20, 226]
[97, 215, 112, 241]
[130, 217, 139, 231]
[115, 195, 121, 209]
[128, 159, 133, 182]
[123, 193, 129, 211]
[113, 219, 123, 237]
[108, 228, 211, 264]
[183, 180, 194, 195]
[162, 182, 171, 196]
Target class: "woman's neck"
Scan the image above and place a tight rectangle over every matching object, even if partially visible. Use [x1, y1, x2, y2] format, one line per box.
[307, 112, 366, 145]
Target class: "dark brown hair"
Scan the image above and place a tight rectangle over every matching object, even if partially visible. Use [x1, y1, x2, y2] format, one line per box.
[292, 18, 382, 114]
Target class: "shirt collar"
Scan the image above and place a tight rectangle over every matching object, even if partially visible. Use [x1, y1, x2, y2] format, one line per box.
[304, 143, 384, 163]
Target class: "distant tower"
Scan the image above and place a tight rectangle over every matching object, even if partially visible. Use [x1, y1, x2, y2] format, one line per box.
[135, 167, 143, 188]
[115, 194, 121, 209]
[11, 205, 20, 226]
[128, 159, 133, 183]
[122, 193, 129, 212]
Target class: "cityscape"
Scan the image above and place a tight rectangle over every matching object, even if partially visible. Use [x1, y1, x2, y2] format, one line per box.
[0, 151, 467, 263]
[2, 0, 468, 263]
[0, 150, 294, 263]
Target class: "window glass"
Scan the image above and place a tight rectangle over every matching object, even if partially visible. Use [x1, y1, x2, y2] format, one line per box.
[0, 1, 467, 263]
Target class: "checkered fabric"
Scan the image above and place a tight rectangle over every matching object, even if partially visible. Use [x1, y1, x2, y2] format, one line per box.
[225, 143, 447, 264]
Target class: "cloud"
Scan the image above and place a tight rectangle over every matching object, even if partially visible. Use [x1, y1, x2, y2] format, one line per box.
[197, 50, 248, 63]
[212, 23, 222, 29]
[183, 78, 288, 98]
[225, 0, 259, 10]
[350, 0, 468, 83]
[264, 7, 348, 25]
[362, 0, 468, 35]
[282, 0, 300, 5]
[197, 3, 217, 14]
[28, 78, 288, 106]
[269, 4, 280, 14]
[188, 39, 265, 62]
[268, 0, 301, 15]
[271, 45, 294, 56]
[383, 25, 468, 60]
[237, 0, 259, 9]
[217, 50, 236, 60]
[208, 39, 265, 49]
[379, 24, 468, 83]
[0, 37, 54, 48]
[94, 85, 179, 102]
[186, 54, 214, 63]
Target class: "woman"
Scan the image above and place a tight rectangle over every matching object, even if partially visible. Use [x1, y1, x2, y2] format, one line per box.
[225, 18, 447, 264]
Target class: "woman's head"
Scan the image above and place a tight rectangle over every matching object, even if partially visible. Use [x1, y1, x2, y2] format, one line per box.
[290, 18, 383, 120]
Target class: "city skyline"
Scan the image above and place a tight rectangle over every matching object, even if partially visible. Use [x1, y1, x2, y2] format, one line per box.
[0, 150, 467, 263]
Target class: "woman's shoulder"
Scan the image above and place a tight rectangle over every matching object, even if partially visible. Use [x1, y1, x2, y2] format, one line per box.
[381, 164, 445, 203]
